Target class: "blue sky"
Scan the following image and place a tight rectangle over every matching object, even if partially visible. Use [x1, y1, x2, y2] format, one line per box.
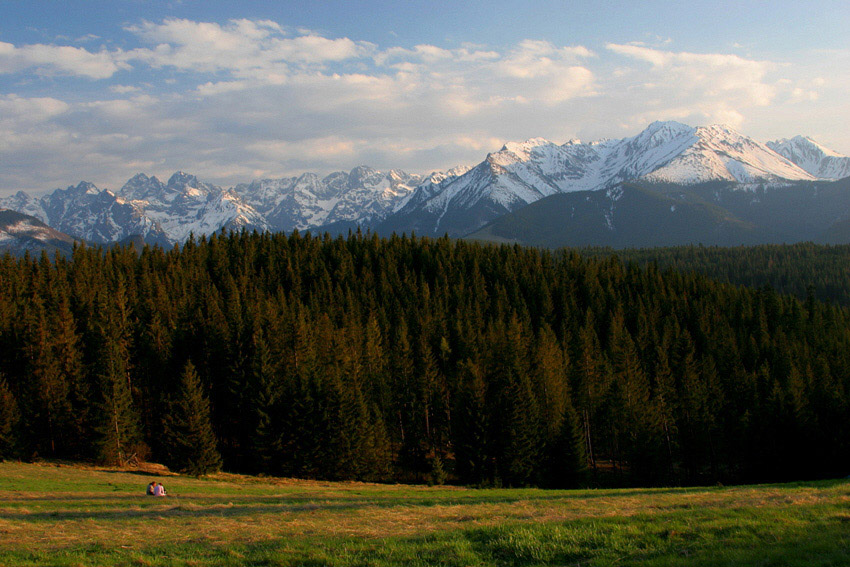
[1, 0, 848, 193]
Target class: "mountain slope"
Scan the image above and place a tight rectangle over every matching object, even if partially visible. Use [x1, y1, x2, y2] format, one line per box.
[0, 209, 78, 256]
[2, 122, 845, 246]
[383, 121, 816, 237]
[118, 172, 270, 243]
[767, 136, 850, 180]
[467, 183, 763, 248]
[235, 166, 422, 233]
[4, 182, 173, 246]
[468, 177, 850, 248]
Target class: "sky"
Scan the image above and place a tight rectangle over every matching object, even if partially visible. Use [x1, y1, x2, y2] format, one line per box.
[1, 0, 848, 195]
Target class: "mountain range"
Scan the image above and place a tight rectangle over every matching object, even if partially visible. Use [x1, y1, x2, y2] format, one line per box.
[2, 120, 850, 255]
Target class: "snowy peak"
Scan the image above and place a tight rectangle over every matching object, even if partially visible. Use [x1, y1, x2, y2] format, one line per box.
[167, 171, 202, 190]
[499, 137, 557, 160]
[0, 191, 47, 223]
[643, 123, 815, 184]
[2, 180, 172, 246]
[119, 173, 167, 202]
[231, 166, 423, 232]
[390, 121, 826, 236]
[767, 136, 850, 180]
[634, 120, 696, 147]
[5, 121, 846, 245]
[121, 171, 265, 242]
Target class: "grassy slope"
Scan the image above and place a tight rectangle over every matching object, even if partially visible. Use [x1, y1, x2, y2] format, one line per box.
[0, 462, 848, 566]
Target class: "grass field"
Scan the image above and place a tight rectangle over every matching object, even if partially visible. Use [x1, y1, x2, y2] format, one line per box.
[0, 462, 848, 566]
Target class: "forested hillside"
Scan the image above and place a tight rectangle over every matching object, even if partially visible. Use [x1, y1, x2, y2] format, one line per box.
[1, 232, 849, 487]
[586, 243, 850, 306]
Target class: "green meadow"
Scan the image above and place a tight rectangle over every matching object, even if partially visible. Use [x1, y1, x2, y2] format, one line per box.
[0, 462, 848, 566]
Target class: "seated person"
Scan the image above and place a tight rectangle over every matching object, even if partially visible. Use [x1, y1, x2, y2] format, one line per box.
[146, 481, 156, 496]
[153, 482, 167, 497]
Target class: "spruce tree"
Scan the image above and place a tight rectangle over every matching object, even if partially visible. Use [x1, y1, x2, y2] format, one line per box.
[249, 324, 281, 474]
[96, 336, 144, 465]
[163, 361, 222, 475]
[453, 359, 490, 484]
[548, 400, 587, 488]
[94, 290, 145, 466]
[0, 378, 20, 459]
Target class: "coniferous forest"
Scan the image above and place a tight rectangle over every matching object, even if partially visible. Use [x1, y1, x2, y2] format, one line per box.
[586, 242, 850, 307]
[1, 231, 849, 487]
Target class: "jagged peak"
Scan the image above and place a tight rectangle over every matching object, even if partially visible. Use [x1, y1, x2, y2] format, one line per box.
[295, 172, 321, 184]
[348, 165, 378, 185]
[71, 181, 101, 196]
[635, 120, 695, 143]
[781, 135, 845, 158]
[500, 137, 555, 154]
[644, 120, 694, 134]
[349, 165, 376, 175]
[695, 123, 747, 139]
[167, 171, 199, 188]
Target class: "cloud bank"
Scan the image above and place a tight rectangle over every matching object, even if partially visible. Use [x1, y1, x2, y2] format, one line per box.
[0, 18, 840, 194]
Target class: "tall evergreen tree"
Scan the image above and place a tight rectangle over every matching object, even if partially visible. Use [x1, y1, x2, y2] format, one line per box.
[453, 359, 490, 484]
[163, 361, 222, 475]
[0, 378, 19, 459]
[94, 293, 145, 466]
[96, 333, 144, 465]
[548, 400, 587, 488]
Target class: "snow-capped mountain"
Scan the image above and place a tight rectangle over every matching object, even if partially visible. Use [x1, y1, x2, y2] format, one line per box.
[3, 121, 846, 246]
[0, 209, 78, 257]
[381, 121, 818, 237]
[233, 166, 423, 232]
[1, 167, 423, 245]
[767, 136, 850, 180]
[0, 182, 171, 246]
[118, 172, 270, 243]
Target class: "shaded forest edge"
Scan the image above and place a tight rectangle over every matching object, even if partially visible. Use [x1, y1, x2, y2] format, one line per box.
[0, 232, 848, 487]
[584, 242, 850, 307]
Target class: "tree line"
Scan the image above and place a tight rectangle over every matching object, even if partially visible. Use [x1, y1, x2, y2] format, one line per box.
[0, 231, 848, 487]
[585, 242, 850, 306]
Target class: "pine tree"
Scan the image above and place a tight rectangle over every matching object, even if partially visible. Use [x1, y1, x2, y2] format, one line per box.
[548, 400, 587, 488]
[23, 297, 72, 456]
[94, 287, 145, 466]
[609, 316, 653, 482]
[572, 312, 609, 471]
[494, 316, 541, 486]
[96, 334, 144, 465]
[163, 361, 222, 475]
[249, 323, 281, 474]
[54, 294, 89, 454]
[453, 359, 490, 484]
[0, 378, 20, 459]
[650, 346, 679, 482]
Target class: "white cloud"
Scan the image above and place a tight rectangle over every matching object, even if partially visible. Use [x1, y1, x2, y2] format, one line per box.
[123, 18, 375, 79]
[110, 84, 142, 94]
[496, 40, 593, 79]
[1, 17, 849, 194]
[248, 136, 361, 160]
[603, 43, 787, 128]
[0, 41, 126, 78]
[0, 95, 70, 124]
[607, 43, 777, 106]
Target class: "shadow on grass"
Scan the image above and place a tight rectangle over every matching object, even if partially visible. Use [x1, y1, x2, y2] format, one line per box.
[3, 480, 847, 526]
[0, 486, 711, 523]
[0, 488, 651, 522]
